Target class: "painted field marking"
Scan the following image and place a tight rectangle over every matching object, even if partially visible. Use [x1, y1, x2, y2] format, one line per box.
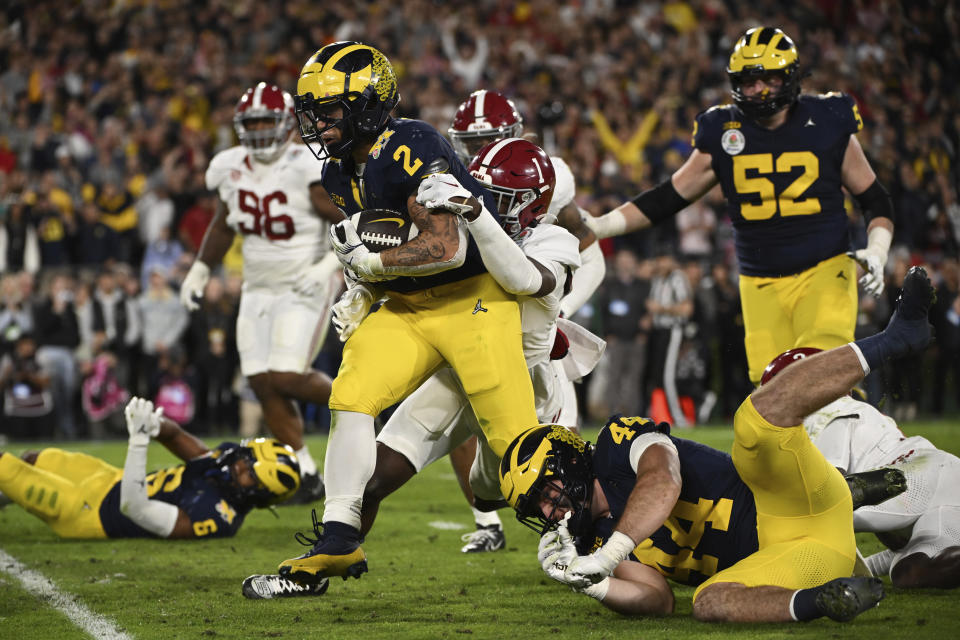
[0, 548, 133, 640]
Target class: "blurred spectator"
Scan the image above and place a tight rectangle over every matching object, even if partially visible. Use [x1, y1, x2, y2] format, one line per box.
[138, 266, 189, 391]
[710, 261, 751, 418]
[75, 202, 119, 266]
[931, 258, 960, 415]
[33, 273, 80, 438]
[0, 333, 53, 439]
[81, 350, 128, 438]
[82, 179, 139, 264]
[91, 267, 139, 386]
[188, 275, 238, 433]
[646, 249, 693, 427]
[1, 272, 33, 358]
[596, 248, 651, 416]
[177, 192, 216, 254]
[153, 345, 196, 427]
[140, 227, 184, 291]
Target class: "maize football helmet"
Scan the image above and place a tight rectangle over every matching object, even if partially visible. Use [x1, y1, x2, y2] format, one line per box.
[499, 425, 594, 537]
[295, 41, 400, 160]
[760, 347, 823, 386]
[211, 438, 301, 508]
[234, 82, 296, 163]
[727, 27, 801, 120]
[467, 137, 556, 237]
[449, 90, 524, 162]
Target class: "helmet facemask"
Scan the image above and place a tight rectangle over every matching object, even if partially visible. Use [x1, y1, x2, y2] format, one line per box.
[449, 123, 522, 163]
[487, 182, 553, 238]
[728, 66, 801, 120]
[207, 439, 301, 508]
[235, 112, 294, 163]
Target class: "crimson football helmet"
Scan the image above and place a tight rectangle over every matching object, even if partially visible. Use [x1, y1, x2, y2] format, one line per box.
[234, 82, 296, 162]
[759, 347, 823, 386]
[468, 138, 555, 238]
[449, 90, 523, 162]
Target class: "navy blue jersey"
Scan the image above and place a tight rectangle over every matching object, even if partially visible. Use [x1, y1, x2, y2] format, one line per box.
[584, 416, 758, 587]
[693, 94, 863, 277]
[323, 118, 499, 293]
[99, 442, 252, 538]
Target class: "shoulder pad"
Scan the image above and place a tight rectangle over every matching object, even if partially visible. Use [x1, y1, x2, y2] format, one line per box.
[601, 415, 671, 441]
[205, 147, 246, 191]
[693, 105, 738, 149]
[547, 156, 576, 215]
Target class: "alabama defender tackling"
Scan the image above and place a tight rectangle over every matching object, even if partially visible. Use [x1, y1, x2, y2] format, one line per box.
[180, 82, 345, 502]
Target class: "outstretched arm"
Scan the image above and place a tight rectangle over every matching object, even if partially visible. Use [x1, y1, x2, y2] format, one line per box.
[585, 150, 717, 239]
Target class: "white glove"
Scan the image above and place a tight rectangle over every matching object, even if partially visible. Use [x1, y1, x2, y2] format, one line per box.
[293, 252, 340, 298]
[329, 219, 385, 281]
[179, 261, 210, 311]
[124, 397, 164, 445]
[332, 284, 375, 342]
[416, 173, 478, 218]
[847, 249, 885, 297]
[539, 516, 581, 585]
[564, 530, 636, 588]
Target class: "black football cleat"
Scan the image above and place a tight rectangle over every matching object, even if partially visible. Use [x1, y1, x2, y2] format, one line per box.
[242, 574, 330, 600]
[460, 524, 506, 553]
[846, 468, 907, 510]
[882, 266, 936, 356]
[282, 473, 326, 506]
[278, 510, 367, 584]
[814, 577, 885, 622]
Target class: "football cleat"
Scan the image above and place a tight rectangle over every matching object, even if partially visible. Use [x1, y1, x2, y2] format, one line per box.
[283, 472, 326, 506]
[460, 524, 506, 553]
[845, 468, 907, 510]
[814, 577, 885, 622]
[278, 509, 367, 583]
[242, 574, 329, 600]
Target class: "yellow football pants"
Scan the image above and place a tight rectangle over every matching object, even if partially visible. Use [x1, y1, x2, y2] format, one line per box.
[739, 253, 857, 384]
[0, 449, 119, 539]
[694, 397, 856, 600]
[330, 273, 538, 457]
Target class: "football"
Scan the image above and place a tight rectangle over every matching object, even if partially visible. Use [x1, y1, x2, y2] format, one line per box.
[349, 208, 419, 252]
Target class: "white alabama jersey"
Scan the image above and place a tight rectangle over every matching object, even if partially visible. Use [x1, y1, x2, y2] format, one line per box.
[547, 156, 576, 218]
[206, 143, 329, 289]
[516, 223, 581, 367]
[803, 396, 938, 473]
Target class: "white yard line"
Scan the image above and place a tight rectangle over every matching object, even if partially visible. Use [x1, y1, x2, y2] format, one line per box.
[0, 548, 133, 640]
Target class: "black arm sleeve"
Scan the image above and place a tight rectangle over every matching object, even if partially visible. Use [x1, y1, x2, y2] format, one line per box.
[631, 179, 690, 224]
[853, 179, 894, 224]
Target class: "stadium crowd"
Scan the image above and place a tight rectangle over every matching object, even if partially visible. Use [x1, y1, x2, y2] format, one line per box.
[1, 0, 958, 440]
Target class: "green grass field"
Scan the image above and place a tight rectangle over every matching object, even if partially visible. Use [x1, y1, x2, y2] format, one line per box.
[2, 420, 960, 640]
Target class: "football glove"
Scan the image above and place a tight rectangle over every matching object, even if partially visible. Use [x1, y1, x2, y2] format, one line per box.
[179, 261, 210, 311]
[564, 530, 636, 588]
[124, 397, 163, 445]
[293, 252, 340, 298]
[539, 515, 580, 585]
[329, 219, 385, 282]
[416, 174, 479, 220]
[847, 249, 886, 297]
[332, 284, 375, 342]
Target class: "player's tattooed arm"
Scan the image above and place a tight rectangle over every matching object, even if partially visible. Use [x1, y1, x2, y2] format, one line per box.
[376, 194, 467, 276]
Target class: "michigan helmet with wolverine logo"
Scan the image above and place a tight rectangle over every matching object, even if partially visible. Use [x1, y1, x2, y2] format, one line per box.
[209, 438, 301, 508]
[727, 27, 801, 120]
[295, 41, 400, 160]
[499, 425, 594, 537]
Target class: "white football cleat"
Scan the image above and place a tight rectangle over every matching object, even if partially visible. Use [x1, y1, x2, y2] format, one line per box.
[242, 574, 329, 600]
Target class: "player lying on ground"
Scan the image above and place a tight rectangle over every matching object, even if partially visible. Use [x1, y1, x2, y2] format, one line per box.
[0, 397, 300, 539]
[757, 349, 960, 589]
[498, 266, 935, 621]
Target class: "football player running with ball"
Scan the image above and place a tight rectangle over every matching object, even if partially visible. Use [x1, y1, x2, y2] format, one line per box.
[500, 266, 935, 622]
[584, 27, 895, 385]
[276, 42, 539, 584]
[180, 82, 345, 504]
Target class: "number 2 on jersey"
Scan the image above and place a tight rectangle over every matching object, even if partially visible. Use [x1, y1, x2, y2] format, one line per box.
[237, 189, 295, 240]
[733, 151, 820, 220]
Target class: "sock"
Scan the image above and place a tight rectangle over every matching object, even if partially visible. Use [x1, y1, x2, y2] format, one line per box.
[321, 410, 376, 530]
[321, 520, 361, 542]
[865, 549, 894, 578]
[295, 446, 318, 476]
[854, 268, 933, 371]
[472, 507, 502, 528]
[789, 587, 823, 622]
